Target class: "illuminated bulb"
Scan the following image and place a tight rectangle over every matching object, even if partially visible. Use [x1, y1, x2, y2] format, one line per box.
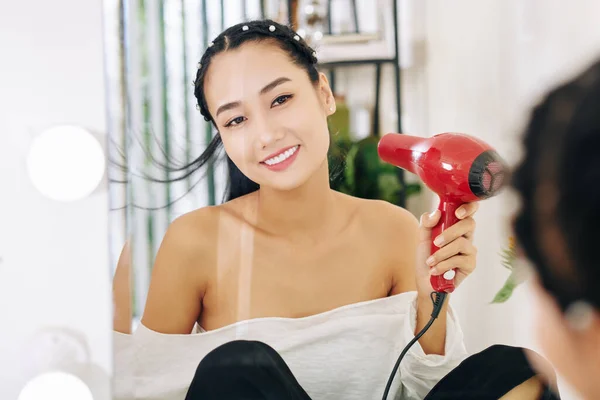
[26, 125, 105, 202]
[18, 371, 93, 400]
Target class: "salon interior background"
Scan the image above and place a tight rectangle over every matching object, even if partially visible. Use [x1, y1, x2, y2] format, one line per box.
[2, 0, 598, 399]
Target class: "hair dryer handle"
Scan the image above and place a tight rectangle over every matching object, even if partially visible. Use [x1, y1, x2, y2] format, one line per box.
[430, 199, 463, 293]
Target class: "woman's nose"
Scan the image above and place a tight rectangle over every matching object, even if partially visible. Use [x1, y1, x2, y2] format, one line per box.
[255, 117, 284, 148]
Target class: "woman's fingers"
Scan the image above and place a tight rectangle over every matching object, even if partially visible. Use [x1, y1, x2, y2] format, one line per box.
[430, 255, 476, 277]
[433, 217, 476, 248]
[456, 202, 479, 219]
[419, 210, 442, 243]
[426, 237, 477, 267]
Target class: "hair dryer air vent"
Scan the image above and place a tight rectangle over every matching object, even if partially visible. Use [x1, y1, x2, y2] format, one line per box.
[468, 151, 506, 199]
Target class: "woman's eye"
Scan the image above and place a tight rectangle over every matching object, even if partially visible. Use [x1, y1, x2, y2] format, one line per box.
[272, 94, 292, 107]
[224, 96, 292, 127]
[225, 116, 245, 127]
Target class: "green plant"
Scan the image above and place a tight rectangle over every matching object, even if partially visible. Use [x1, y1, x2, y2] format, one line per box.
[491, 237, 527, 303]
[330, 135, 422, 205]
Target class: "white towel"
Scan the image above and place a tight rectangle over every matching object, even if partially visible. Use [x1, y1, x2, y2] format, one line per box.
[113, 291, 467, 400]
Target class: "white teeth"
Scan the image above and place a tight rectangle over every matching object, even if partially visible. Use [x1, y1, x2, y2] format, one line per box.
[264, 146, 298, 166]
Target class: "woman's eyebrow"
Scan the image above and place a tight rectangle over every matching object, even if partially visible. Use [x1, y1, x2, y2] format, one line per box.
[215, 77, 292, 118]
[259, 77, 291, 95]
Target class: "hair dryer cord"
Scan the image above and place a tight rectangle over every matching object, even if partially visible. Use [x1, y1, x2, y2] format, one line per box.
[381, 291, 448, 400]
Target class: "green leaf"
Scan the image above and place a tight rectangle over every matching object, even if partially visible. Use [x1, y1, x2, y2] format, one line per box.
[404, 183, 422, 197]
[491, 280, 516, 304]
[491, 270, 519, 304]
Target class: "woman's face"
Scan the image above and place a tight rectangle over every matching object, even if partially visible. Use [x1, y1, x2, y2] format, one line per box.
[204, 40, 335, 191]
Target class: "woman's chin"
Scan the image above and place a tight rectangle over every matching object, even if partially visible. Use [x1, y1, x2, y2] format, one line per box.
[254, 170, 312, 193]
[252, 157, 326, 193]
[261, 178, 307, 192]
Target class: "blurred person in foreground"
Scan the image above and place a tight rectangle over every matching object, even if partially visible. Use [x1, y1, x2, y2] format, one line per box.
[512, 57, 600, 400]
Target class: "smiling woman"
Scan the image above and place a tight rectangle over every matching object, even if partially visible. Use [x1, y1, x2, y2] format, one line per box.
[191, 23, 333, 198]
[113, 18, 556, 400]
[202, 37, 334, 193]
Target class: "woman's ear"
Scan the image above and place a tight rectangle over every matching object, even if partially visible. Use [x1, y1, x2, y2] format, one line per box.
[317, 72, 336, 115]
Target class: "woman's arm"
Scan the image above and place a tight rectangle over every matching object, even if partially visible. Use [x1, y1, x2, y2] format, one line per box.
[383, 202, 478, 355]
[113, 240, 133, 334]
[140, 211, 214, 334]
[386, 209, 449, 355]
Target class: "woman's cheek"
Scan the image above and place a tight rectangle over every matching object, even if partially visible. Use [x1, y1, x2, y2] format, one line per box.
[222, 136, 254, 172]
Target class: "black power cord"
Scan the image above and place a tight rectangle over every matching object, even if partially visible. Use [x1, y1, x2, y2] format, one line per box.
[381, 291, 448, 400]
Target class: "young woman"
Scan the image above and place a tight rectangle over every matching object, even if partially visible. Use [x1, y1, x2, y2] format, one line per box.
[511, 57, 600, 400]
[113, 19, 551, 400]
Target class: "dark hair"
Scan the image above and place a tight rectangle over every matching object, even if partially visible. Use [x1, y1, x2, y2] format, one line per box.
[186, 19, 321, 202]
[512, 58, 600, 311]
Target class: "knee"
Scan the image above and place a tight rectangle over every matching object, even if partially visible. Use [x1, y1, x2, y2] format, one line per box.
[199, 340, 279, 369]
[522, 348, 559, 392]
[486, 345, 559, 397]
[499, 376, 544, 400]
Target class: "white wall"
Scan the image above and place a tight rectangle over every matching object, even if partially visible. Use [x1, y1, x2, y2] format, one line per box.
[417, 1, 600, 399]
[0, 1, 111, 399]
[327, 1, 600, 398]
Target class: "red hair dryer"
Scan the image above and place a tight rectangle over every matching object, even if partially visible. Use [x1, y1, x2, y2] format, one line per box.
[378, 132, 507, 293]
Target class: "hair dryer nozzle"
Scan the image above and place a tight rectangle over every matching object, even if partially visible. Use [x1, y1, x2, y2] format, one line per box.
[377, 133, 426, 175]
[378, 132, 507, 202]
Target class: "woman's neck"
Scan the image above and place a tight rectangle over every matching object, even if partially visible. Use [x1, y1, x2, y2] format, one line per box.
[254, 160, 341, 242]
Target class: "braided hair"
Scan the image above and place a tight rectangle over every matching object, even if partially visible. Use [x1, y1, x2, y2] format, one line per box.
[189, 19, 322, 201]
[512, 58, 600, 312]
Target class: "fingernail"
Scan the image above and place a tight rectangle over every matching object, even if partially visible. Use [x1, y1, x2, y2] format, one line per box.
[426, 256, 436, 266]
[430, 267, 439, 276]
[434, 236, 444, 247]
[457, 209, 466, 218]
[429, 210, 438, 219]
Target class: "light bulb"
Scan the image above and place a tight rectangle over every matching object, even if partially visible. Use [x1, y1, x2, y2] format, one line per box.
[18, 371, 94, 400]
[26, 125, 106, 202]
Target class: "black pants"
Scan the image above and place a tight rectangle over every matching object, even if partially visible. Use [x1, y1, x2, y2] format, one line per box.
[185, 340, 561, 400]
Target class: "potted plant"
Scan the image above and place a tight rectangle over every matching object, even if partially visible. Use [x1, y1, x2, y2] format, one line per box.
[327, 99, 421, 205]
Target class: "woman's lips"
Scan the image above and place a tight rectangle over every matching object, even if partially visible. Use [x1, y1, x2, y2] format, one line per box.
[260, 145, 300, 172]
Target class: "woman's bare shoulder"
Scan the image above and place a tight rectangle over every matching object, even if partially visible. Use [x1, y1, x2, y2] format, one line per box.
[352, 197, 420, 292]
[353, 197, 418, 255]
[168, 194, 253, 248]
[351, 197, 419, 237]
[139, 198, 251, 334]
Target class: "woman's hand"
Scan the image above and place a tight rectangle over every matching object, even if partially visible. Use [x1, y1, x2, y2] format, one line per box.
[415, 203, 479, 296]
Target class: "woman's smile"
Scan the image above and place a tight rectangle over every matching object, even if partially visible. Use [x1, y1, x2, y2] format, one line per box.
[260, 145, 300, 171]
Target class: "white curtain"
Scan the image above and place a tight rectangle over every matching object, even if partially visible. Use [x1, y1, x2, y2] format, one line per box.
[105, 0, 285, 319]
